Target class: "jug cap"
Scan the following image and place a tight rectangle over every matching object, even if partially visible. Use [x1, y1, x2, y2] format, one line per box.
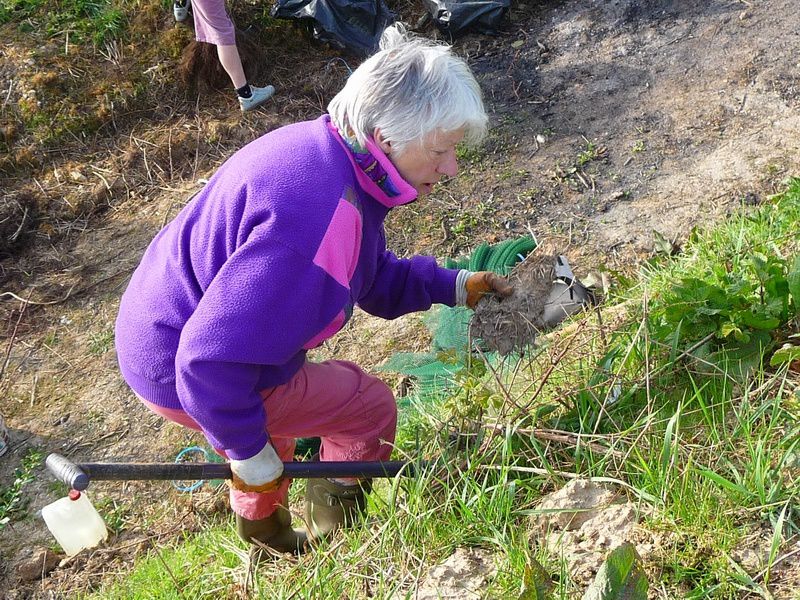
[68, 489, 81, 501]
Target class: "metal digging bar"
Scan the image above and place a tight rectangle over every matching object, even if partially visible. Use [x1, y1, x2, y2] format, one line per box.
[46, 453, 417, 491]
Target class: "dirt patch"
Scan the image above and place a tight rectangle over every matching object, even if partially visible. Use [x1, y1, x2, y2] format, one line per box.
[729, 525, 800, 600]
[427, 0, 800, 273]
[401, 547, 497, 599]
[529, 479, 652, 586]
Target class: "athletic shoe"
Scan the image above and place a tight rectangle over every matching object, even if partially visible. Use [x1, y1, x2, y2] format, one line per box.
[239, 85, 275, 112]
[174, 0, 191, 23]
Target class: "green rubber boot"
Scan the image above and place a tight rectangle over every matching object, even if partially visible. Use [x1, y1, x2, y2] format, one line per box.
[304, 478, 372, 542]
[236, 506, 307, 557]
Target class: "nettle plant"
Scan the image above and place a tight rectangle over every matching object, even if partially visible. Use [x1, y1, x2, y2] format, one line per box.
[651, 252, 800, 375]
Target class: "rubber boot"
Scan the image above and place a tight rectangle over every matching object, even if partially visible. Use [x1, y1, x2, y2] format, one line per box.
[236, 506, 307, 557]
[304, 478, 372, 542]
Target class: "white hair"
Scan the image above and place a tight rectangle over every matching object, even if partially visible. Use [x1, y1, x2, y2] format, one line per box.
[328, 24, 488, 154]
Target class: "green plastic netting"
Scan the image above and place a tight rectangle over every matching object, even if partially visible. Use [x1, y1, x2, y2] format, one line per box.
[377, 236, 537, 405]
[296, 237, 536, 452]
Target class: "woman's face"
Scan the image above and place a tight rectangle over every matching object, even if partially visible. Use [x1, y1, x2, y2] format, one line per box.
[377, 128, 465, 197]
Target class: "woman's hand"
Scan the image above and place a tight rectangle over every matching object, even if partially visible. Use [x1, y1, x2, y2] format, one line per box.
[465, 271, 514, 309]
[229, 442, 284, 493]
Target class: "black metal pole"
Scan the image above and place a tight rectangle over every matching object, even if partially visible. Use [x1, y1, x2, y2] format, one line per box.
[46, 453, 416, 491]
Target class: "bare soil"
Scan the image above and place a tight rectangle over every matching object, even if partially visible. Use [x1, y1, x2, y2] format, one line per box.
[406, 547, 497, 599]
[1, 0, 799, 597]
[531, 479, 648, 586]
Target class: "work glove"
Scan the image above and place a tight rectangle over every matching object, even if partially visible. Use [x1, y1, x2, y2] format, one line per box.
[540, 255, 596, 329]
[229, 441, 284, 493]
[458, 270, 514, 309]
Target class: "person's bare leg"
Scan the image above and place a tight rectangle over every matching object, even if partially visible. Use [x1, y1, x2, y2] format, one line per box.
[217, 44, 247, 89]
[217, 43, 274, 111]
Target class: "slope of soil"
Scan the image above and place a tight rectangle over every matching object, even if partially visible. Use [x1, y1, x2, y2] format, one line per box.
[0, 0, 798, 596]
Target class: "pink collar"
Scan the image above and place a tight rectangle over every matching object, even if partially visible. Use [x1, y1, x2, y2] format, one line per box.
[326, 117, 418, 208]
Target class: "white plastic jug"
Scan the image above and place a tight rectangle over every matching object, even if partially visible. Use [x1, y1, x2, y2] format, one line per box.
[41, 490, 108, 556]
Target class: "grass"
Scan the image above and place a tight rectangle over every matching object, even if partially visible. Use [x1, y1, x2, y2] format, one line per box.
[0, 0, 127, 45]
[86, 524, 247, 599]
[87, 328, 114, 355]
[0, 0, 167, 180]
[0, 447, 43, 528]
[90, 181, 800, 597]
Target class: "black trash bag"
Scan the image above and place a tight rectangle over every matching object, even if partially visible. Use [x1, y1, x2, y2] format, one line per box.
[421, 0, 510, 37]
[271, 0, 395, 56]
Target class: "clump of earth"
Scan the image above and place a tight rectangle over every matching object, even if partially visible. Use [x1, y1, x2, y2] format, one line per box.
[529, 479, 652, 585]
[402, 547, 497, 599]
[470, 251, 558, 355]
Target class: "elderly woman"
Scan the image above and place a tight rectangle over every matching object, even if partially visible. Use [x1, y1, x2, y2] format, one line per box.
[114, 25, 511, 555]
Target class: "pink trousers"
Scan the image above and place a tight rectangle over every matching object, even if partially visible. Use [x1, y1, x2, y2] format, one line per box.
[140, 360, 397, 520]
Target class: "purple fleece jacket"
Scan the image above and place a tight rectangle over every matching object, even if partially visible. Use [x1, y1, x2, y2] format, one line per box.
[115, 116, 459, 460]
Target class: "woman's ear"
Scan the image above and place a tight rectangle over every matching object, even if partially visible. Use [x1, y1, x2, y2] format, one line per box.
[373, 128, 392, 155]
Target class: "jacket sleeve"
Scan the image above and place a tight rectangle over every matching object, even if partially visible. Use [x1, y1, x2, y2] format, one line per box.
[357, 240, 459, 320]
[175, 229, 347, 460]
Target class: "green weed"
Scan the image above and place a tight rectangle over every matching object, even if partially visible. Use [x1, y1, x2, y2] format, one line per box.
[94, 496, 131, 534]
[445, 199, 494, 243]
[456, 143, 485, 164]
[644, 181, 800, 379]
[576, 137, 606, 166]
[0, 447, 43, 528]
[88, 328, 114, 355]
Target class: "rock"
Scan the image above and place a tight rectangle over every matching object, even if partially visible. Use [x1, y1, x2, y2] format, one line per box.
[15, 547, 61, 582]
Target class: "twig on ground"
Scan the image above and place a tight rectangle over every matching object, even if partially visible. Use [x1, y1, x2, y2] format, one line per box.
[0, 287, 75, 306]
[483, 422, 625, 457]
[0, 292, 30, 385]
